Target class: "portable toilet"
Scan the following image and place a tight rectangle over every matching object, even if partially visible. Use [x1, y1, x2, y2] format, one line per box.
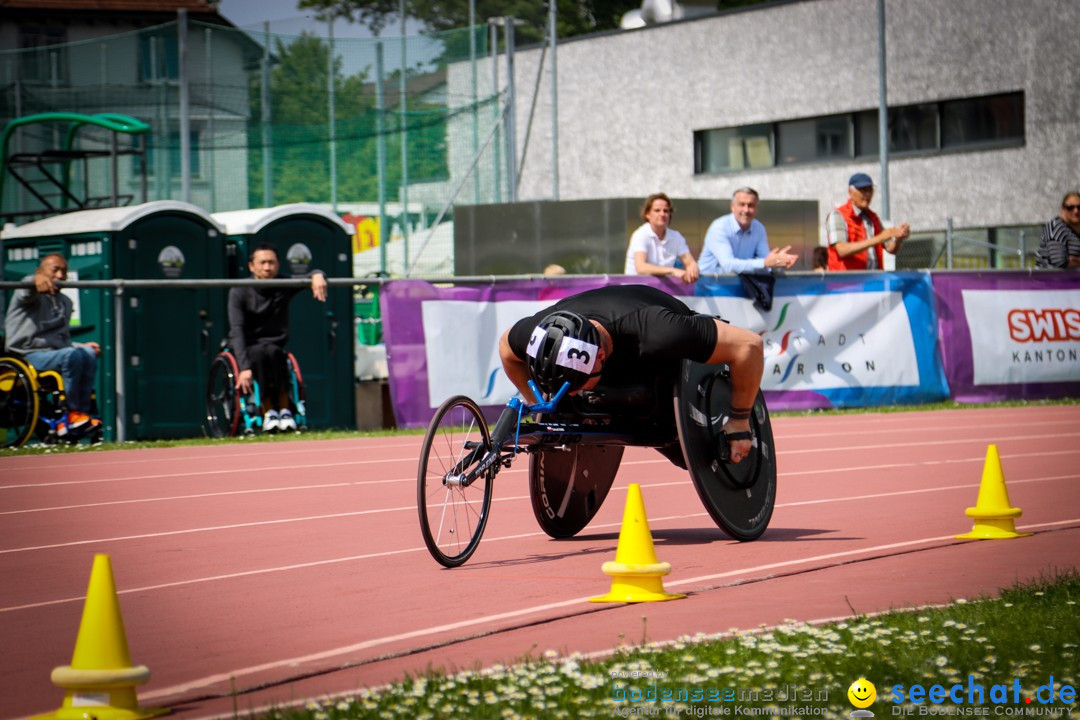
[212, 203, 355, 431]
[1, 201, 229, 441]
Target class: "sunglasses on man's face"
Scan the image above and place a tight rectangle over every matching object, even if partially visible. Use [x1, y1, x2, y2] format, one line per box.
[1064, 204, 1080, 212]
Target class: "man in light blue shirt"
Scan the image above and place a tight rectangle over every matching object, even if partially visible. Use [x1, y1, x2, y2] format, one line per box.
[699, 188, 798, 274]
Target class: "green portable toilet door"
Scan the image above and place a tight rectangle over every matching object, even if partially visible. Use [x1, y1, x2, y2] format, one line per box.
[121, 215, 225, 439]
[254, 217, 353, 430]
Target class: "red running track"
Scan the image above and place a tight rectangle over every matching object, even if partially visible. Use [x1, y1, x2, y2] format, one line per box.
[2, 405, 1078, 719]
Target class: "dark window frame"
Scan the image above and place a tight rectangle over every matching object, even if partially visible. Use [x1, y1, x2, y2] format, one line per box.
[17, 25, 69, 85]
[693, 91, 1024, 175]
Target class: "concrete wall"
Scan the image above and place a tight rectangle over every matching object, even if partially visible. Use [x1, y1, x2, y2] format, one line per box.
[451, 0, 1080, 242]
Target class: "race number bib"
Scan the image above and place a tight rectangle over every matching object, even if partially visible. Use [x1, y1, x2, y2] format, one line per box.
[556, 337, 598, 374]
[525, 327, 598, 375]
[526, 326, 547, 358]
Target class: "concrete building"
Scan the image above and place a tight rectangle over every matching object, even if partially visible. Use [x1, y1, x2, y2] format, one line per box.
[452, 0, 1079, 260]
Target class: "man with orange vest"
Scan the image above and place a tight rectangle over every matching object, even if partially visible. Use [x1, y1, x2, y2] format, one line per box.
[824, 173, 910, 271]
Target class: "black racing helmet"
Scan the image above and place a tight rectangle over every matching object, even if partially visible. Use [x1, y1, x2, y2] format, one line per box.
[525, 310, 601, 398]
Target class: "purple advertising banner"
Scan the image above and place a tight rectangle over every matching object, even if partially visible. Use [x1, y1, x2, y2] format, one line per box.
[380, 276, 689, 428]
[931, 272, 1080, 402]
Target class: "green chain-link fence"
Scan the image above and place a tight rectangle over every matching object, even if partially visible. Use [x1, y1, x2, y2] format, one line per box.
[1, 20, 505, 276]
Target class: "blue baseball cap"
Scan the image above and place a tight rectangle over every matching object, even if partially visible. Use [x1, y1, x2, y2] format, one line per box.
[849, 173, 874, 189]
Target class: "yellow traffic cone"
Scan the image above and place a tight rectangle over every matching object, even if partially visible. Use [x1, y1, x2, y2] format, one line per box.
[955, 445, 1032, 540]
[590, 484, 685, 603]
[33, 554, 168, 720]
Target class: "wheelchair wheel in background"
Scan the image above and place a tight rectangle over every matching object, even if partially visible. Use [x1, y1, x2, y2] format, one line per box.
[286, 352, 306, 430]
[528, 445, 623, 538]
[0, 357, 40, 449]
[675, 360, 777, 542]
[205, 352, 241, 438]
[417, 396, 494, 568]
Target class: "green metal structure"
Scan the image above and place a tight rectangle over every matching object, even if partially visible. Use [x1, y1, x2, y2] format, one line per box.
[0, 112, 149, 224]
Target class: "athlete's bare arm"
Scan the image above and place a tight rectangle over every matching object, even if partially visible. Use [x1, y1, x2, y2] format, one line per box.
[706, 320, 764, 462]
[499, 330, 540, 404]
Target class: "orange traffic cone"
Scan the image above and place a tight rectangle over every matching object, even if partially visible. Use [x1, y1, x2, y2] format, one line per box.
[956, 445, 1032, 540]
[590, 484, 685, 603]
[33, 554, 167, 720]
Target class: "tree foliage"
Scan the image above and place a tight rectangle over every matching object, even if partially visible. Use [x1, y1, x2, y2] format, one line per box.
[298, 0, 643, 46]
[248, 31, 449, 206]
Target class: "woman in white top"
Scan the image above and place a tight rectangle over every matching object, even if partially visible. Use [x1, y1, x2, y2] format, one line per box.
[623, 192, 700, 284]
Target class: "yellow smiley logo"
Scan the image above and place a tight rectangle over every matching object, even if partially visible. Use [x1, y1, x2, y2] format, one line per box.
[848, 678, 877, 708]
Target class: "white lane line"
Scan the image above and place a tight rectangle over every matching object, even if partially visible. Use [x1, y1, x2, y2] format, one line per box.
[3, 446, 1076, 517]
[0, 473, 1072, 556]
[3, 414, 1074, 475]
[0, 439, 425, 471]
[0, 457, 421, 490]
[0, 505, 417, 556]
[0, 480, 407, 516]
[3, 480, 1075, 612]
[133, 518, 1080, 702]
[665, 518, 1080, 588]
[4, 431, 1079, 492]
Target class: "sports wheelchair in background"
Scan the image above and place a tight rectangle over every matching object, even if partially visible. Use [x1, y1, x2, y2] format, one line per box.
[417, 360, 778, 568]
[204, 348, 307, 437]
[0, 355, 103, 448]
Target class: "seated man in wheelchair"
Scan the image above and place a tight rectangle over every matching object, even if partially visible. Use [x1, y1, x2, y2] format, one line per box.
[4, 253, 102, 438]
[228, 243, 326, 433]
[498, 284, 764, 464]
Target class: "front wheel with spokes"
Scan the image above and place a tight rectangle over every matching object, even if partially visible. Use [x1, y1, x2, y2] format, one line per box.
[417, 396, 495, 567]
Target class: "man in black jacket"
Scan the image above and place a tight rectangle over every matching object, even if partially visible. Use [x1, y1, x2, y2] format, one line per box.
[228, 244, 327, 432]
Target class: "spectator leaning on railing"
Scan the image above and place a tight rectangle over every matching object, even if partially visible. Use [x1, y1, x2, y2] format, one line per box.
[623, 192, 700, 284]
[698, 187, 798, 274]
[1034, 191, 1080, 269]
[825, 173, 910, 271]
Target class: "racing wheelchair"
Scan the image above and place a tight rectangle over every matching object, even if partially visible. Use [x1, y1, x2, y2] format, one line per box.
[0, 354, 103, 448]
[417, 360, 777, 568]
[203, 348, 307, 437]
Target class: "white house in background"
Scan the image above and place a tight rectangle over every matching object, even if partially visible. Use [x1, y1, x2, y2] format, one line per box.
[0, 0, 261, 216]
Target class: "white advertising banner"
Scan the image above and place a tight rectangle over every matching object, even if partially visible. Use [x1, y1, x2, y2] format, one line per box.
[684, 292, 920, 391]
[422, 290, 921, 408]
[961, 289, 1080, 385]
[422, 299, 549, 407]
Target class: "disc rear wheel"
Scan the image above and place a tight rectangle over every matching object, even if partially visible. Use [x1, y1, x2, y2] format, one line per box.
[675, 361, 777, 541]
[417, 396, 494, 567]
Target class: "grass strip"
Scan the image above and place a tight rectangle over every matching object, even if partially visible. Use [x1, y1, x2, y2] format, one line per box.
[252, 570, 1078, 720]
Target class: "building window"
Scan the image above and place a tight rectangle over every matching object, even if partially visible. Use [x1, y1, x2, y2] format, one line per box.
[18, 26, 68, 84]
[777, 115, 850, 165]
[138, 131, 201, 177]
[857, 103, 940, 156]
[941, 93, 1024, 149]
[138, 34, 179, 82]
[694, 91, 1024, 174]
[694, 124, 773, 173]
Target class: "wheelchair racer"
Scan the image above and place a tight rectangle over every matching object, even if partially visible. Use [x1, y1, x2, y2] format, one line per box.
[228, 243, 326, 433]
[4, 253, 102, 438]
[499, 284, 764, 463]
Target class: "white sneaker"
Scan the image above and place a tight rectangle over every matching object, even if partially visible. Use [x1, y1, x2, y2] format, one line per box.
[263, 409, 280, 433]
[278, 409, 297, 432]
